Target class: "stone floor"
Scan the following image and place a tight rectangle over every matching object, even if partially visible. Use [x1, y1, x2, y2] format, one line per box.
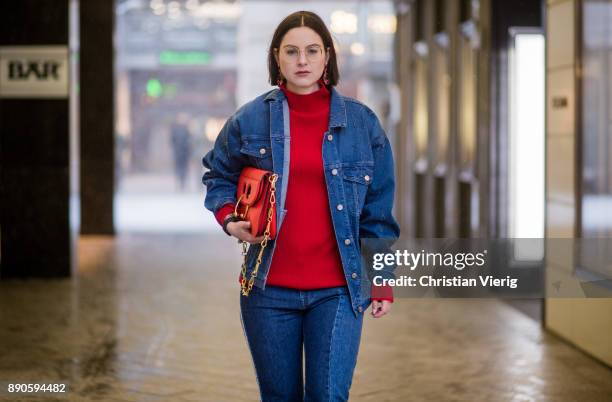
[1, 233, 611, 402]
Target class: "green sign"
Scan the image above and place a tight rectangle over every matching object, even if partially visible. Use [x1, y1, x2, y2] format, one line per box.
[159, 51, 211, 65]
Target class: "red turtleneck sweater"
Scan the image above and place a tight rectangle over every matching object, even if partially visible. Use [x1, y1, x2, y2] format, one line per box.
[265, 82, 346, 289]
[215, 82, 393, 302]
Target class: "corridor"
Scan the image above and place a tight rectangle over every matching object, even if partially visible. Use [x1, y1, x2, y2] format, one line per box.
[2, 0, 612, 400]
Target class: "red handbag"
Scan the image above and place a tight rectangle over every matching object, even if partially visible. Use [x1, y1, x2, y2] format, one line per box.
[234, 166, 279, 296]
[234, 166, 278, 240]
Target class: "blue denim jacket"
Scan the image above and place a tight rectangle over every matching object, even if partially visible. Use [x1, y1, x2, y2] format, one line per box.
[202, 86, 400, 316]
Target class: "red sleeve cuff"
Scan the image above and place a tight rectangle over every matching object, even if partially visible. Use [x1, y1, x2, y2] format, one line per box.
[215, 203, 236, 226]
[371, 283, 394, 302]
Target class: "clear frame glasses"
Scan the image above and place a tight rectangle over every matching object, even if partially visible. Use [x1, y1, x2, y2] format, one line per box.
[275, 45, 327, 63]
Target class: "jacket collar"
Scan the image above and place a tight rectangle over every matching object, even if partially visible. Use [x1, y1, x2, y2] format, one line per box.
[264, 86, 347, 128]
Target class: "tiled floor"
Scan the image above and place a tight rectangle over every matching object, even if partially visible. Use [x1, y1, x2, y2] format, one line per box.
[1, 233, 611, 402]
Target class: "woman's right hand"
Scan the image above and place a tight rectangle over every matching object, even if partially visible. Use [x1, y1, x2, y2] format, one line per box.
[227, 220, 266, 244]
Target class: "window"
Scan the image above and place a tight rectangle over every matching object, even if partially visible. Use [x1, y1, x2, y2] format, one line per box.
[508, 30, 545, 261]
[579, 1, 612, 280]
[581, 1, 612, 239]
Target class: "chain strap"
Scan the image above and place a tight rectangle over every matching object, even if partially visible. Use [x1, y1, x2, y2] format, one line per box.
[239, 173, 278, 296]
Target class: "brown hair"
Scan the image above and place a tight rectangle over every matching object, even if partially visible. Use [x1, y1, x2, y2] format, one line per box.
[268, 11, 339, 87]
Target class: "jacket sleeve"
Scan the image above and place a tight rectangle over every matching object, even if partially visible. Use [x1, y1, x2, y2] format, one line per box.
[359, 109, 401, 302]
[359, 109, 400, 242]
[201, 115, 244, 216]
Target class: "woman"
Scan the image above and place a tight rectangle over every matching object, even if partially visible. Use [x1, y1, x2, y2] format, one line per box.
[202, 11, 400, 401]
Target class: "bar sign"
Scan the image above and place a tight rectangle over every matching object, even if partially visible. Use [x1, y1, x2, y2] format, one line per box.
[0, 46, 69, 98]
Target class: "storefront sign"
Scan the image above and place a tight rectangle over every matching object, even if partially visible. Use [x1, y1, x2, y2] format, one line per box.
[0, 46, 69, 98]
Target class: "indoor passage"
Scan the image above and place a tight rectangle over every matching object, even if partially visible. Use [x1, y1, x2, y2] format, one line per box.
[1, 0, 612, 402]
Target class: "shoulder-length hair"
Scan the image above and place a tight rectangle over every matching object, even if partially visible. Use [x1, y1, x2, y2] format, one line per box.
[267, 11, 339, 87]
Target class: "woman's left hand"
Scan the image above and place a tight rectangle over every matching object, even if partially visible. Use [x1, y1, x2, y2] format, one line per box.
[370, 300, 392, 318]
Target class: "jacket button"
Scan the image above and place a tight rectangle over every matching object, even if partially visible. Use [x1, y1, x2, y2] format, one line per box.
[351, 272, 358, 279]
[327, 134, 333, 141]
[331, 168, 338, 175]
[364, 175, 370, 181]
[259, 148, 266, 155]
[337, 204, 343, 211]
[358, 306, 363, 313]
[344, 238, 351, 245]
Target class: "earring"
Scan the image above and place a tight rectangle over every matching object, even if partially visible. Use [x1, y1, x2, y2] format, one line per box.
[323, 65, 329, 86]
[276, 71, 284, 86]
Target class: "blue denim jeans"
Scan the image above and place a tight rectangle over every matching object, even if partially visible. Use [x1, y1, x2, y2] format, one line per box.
[239, 285, 364, 402]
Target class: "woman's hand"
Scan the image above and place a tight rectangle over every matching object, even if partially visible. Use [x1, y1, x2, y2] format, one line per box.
[227, 220, 265, 244]
[371, 300, 392, 318]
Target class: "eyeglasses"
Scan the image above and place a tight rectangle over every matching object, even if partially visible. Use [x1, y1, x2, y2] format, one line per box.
[275, 45, 327, 63]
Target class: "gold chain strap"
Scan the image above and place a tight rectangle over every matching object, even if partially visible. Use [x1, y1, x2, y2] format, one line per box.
[239, 173, 278, 296]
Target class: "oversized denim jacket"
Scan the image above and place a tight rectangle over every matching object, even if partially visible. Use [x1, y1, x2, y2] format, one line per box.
[202, 86, 400, 316]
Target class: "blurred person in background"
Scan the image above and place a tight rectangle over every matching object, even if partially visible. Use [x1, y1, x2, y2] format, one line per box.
[170, 112, 193, 191]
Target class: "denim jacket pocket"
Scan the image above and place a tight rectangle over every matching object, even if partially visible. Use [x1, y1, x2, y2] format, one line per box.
[342, 165, 374, 186]
[342, 164, 374, 223]
[240, 139, 273, 170]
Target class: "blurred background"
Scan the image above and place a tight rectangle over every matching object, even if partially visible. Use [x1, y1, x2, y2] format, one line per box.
[112, 0, 397, 232]
[1, 0, 612, 401]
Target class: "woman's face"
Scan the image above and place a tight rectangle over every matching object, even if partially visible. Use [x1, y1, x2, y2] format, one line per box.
[275, 26, 329, 95]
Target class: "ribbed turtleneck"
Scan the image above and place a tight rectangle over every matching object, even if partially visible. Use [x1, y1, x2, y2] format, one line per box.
[279, 81, 330, 115]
